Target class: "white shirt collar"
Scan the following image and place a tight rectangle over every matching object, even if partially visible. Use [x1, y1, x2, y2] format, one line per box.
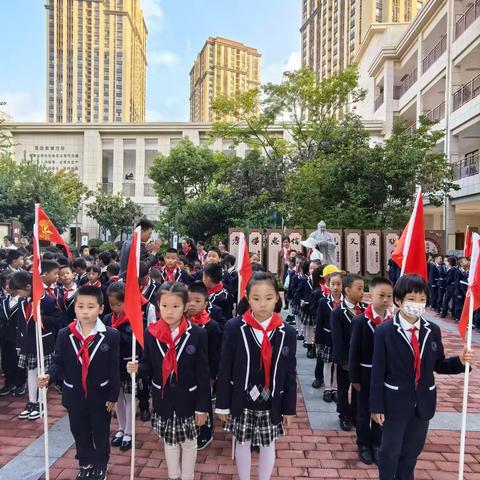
[9, 295, 19, 307]
[76, 317, 106, 338]
[372, 307, 389, 320]
[398, 313, 421, 332]
[344, 299, 356, 310]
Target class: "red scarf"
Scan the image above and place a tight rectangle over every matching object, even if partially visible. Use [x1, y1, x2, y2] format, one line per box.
[163, 266, 177, 283]
[25, 301, 32, 321]
[183, 246, 192, 256]
[141, 277, 150, 290]
[321, 284, 331, 296]
[330, 295, 342, 308]
[111, 312, 129, 329]
[109, 276, 119, 283]
[87, 280, 102, 288]
[364, 304, 392, 326]
[242, 309, 284, 390]
[63, 286, 77, 303]
[45, 285, 56, 299]
[198, 252, 206, 265]
[148, 317, 188, 398]
[68, 320, 97, 397]
[189, 310, 210, 326]
[208, 282, 223, 296]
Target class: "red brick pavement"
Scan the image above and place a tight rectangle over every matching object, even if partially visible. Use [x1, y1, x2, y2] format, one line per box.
[1, 311, 479, 479]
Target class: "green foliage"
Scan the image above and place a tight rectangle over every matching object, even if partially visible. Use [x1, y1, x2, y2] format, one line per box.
[88, 238, 103, 248]
[99, 241, 117, 252]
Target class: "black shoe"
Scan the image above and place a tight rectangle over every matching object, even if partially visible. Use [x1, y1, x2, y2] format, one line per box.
[28, 403, 41, 420]
[307, 346, 316, 359]
[18, 402, 34, 419]
[440, 314, 447, 318]
[12, 384, 26, 397]
[339, 418, 352, 431]
[91, 467, 107, 480]
[372, 447, 380, 465]
[197, 435, 213, 450]
[311, 379, 323, 389]
[323, 390, 332, 402]
[76, 465, 93, 479]
[140, 409, 151, 422]
[0, 385, 13, 396]
[331, 391, 338, 403]
[111, 432, 123, 447]
[250, 445, 260, 453]
[296, 333, 304, 341]
[120, 436, 132, 451]
[358, 445, 374, 465]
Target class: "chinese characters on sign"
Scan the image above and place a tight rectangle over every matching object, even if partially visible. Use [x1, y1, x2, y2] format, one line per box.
[365, 231, 381, 275]
[248, 230, 263, 263]
[228, 228, 243, 260]
[266, 230, 283, 274]
[346, 231, 362, 274]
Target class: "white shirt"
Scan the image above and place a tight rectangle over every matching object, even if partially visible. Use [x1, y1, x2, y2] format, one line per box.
[252, 316, 272, 343]
[399, 313, 420, 341]
[9, 295, 19, 309]
[75, 317, 106, 339]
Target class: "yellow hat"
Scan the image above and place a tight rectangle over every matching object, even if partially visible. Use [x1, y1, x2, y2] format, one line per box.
[322, 264, 344, 277]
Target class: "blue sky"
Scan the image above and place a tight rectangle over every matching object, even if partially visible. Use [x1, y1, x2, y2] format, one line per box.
[0, 0, 301, 122]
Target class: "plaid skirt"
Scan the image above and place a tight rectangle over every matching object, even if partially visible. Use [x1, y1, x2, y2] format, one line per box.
[318, 344, 333, 363]
[120, 377, 144, 394]
[301, 311, 315, 326]
[224, 408, 284, 447]
[18, 353, 54, 371]
[151, 411, 211, 446]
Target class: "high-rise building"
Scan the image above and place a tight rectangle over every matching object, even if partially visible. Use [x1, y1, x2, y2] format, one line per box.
[189, 37, 261, 123]
[300, 0, 423, 80]
[45, 0, 147, 123]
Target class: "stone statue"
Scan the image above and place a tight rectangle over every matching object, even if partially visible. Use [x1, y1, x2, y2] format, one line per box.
[304, 220, 337, 265]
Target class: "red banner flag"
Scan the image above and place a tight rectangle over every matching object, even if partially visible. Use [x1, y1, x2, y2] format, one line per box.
[391, 189, 428, 282]
[464, 225, 472, 258]
[237, 232, 253, 303]
[123, 227, 144, 348]
[37, 205, 72, 258]
[32, 204, 45, 325]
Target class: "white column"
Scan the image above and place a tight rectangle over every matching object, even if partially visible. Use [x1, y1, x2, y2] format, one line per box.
[136, 137, 145, 198]
[383, 60, 395, 136]
[112, 137, 123, 193]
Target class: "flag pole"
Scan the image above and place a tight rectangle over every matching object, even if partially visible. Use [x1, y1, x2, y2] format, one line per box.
[130, 334, 137, 480]
[458, 289, 474, 480]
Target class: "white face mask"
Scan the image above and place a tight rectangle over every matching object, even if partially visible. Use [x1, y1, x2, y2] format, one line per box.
[403, 301, 426, 318]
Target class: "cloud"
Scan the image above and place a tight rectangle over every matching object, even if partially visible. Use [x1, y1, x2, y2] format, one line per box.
[263, 51, 301, 84]
[149, 51, 180, 68]
[142, 0, 165, 31]
[0, 90, 44, 121]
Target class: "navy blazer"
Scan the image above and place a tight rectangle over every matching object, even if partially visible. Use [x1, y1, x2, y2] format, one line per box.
[314, 295, 337, 346]
[296, 276, 314, 310]
[138, 323, 211, 418]
[0, 295, 20, 342]
[454, 268, 469, 298]
[49, 323, 120, 410]
[370, 313, 466, 420]
[290, 273, 303, 306]
[215, 316, 297, 425]
[444, 267, 457, 287]
[208, 288, 233, 328]
[331, 300, 367, 367]
[142, 278, 161, 304]
[159, 267, 192, 286]
[428, 263, 441, 287]
[193, 317, 222, 381]
[55, 285, 77, 328]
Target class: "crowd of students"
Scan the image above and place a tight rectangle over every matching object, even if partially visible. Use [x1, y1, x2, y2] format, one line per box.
[0, 226, 475, 480]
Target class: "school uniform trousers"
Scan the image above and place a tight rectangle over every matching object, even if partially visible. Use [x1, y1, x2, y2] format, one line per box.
[454, 268, 468, 320]
[441, 267, 457, 317]
[428, 264, 441, 310]
[370, 314, 466, 480]
[48, 326, 120, 468]
[208, 289, 233, 331]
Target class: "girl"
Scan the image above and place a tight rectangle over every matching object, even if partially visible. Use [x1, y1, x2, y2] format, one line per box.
[127, 282, 210, 480]
[290, 254, 305, 340]
[315, 271, 343, 402]
[86, 265, 102, 288]
[216, 271, 297, 480]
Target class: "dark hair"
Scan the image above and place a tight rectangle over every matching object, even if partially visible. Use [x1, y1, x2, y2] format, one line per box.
[106, 281, 125, 302]
[178, 255, 188, 264]
[41, 260, 60, 275]
[329, 271, 343, 282]
[107, 262, 120, 276]
[165, 248, 178, 255]
[447, 256, 457, 267]
[370, 277, 393, 289]
[342, 273, 363, 290]
[4, 235, 14, 243]
[245, 271, 279, 296]
[79, 245, 89, 254]
[56, 255, 70, 266]
[98, 252, 111, 266]
[138, 261, 149, 279]
[223, 254, 236, 268]
[219, 239, 228, 248]
[6, 249, 23, 265]
[203, 263, 223, 283]
[251, 262, 266, 272]
[137, 218, 154, 231]
[188, 280, 209, 301]
[150, 267, 161, 278]
[86, 265, 101, 274]
[0, 270, 14, 290]
[196, 240, 205, 247]
[42, 251, 57, 260]
[10, 271, 32, 291]
[59, 263, 73, 271]
[282, 236, 290, 242]
[393, 274, 428, 303]
[110, 250, 119, 262]
[75, 284, 104, 305]
[72, 258, 87, 270]
[301, 259, 311, 275]
[207, 246, 221, 257]
[312, 267, 323, 287]
[158, 281, 188, 306]
[83, 255, 94, 263]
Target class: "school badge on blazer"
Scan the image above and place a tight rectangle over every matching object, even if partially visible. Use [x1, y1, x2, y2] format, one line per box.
[100, 343, 109, 352]
[186, 345, 196, 355]
[281, 346, 290, 356]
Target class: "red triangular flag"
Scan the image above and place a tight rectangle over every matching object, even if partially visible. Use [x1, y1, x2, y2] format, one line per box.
[37, 205, 72, 258]
[32, 204, 45, 325]
[391, 189, 428, 282]
[464, 225, 472, 258]
[237, 232, 253, 303]
[123, 226, 144, 348]
[459, 234, 480, 340]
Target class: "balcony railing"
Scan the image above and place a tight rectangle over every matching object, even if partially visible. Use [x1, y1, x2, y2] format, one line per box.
[398, 67, 417, 97]
[374, 91, 384, 111]
[101, 182, 112, 193]
[122, 182, 135, 196]
[422, 35, 447, 73]
[452, 73, 480, 111]
[455, 0, 480, 39]
[144, 183, 155, 197]
[405, 123, 417, 134]
[424, 101, 445, 122]
[452, 152, 480, 180]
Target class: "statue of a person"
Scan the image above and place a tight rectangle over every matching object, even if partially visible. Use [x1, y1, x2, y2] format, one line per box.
[308, 221, 337, 265]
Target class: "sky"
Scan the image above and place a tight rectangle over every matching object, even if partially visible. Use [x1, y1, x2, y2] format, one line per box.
[0, 0, 301, 122]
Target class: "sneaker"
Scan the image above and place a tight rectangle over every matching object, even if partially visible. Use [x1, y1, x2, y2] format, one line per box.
[18, 402, 34, 419]
[91, 467, 107, 480]
[111, 431, 124, 447]
[28, 403, 41, 420]
[296, 333, 304, 341]
[307, 346, 316, 359]
[323, 390, 332, 403]
[339, 417, 352, 431]
[331, 390, 338, 403]
[76, 465, 93, 479]
[140, 409, 151, 422]
[197, 435, 213, 450]
[311, 379, 323, 389]
[0, 384, 13, 396]
[11, 384, 26, 397]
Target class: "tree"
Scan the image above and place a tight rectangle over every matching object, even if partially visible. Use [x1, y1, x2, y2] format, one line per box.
[86, 190, 143, 241]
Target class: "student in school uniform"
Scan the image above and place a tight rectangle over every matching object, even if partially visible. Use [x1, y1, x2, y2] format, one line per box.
[180, 238, 198, 264]
[428, 255, 443, 311]
[38, 285, 120, 480]
[277, 236, 291, 286]
[56, 264, 78, 328]
[454, 257, 469, 322]
[187, 281, 222, 450]
[98, 252, 112, 285]
[349, 277, 393, 465]
[159, 248, 192, 286]
[5, 249, 24, 273]
[196, 241, 207, 267]
[370, 274, 474, 480]
[104, 263, 120, 288]
[203, 262, 233, 330]
[139, 261, 161, 304]
[41, 260, 60, 301]
[331, 273, 366, 431]
[215, 271, 297, 480]
[127, 282, 210, 480]
[440, 256, 458, 318]
[290, 254, 305, 340]
[73, 257, 89, 286]
[222, 253, 239, 301]
[283, 256, 297, 325]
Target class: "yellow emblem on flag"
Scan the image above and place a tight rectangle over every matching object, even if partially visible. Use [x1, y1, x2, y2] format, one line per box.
[39, 219, 53, 240]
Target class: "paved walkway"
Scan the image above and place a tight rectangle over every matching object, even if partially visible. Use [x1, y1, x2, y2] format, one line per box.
[1, 309, 479, 479]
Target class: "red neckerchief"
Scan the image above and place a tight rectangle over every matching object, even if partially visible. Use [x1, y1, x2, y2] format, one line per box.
[330, 295, 342, 308]
[182, 246, 192, 256]
[63, 285, 77, 303]
[148, 317, 188, 398]
[109, 276, 119, 283]
[242, 309, 284, 390]
[208, 282, 223, 296]
[364, 304, 392, 326]
[198, 252, 205, 265]
[111, 312, 129, 329]
[189, 310, 210, 326]
[68, 320, 97, 397]
[25, 300, 32, 321]
[87, 280, 102, 288]
[141, 277, 150, 290]
[321, 284, 331, 296]
[163, 265, 177, 282]
[44, 284, 56, 299]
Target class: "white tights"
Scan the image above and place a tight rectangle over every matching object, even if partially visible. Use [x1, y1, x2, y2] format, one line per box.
[295, 314, 303, 335]
[115, 388, 133, 435]
[163, 438, 197, 480]
[323, 362, 337, 391]
[304, 325, 315, 344]
[28, 368, 38, 403]
[235, 441, 276, 480]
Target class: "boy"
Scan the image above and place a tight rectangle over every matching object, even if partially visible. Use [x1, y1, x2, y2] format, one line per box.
[139, 261, 161, 304]
[370, 274, 474, 480]
[203, 263, 233, 329]
[440, 256, 458, 318]
[38, 285, 120, 480]
[56, 264, 78, 327]
[331, 273, 366, 431]
[73, 257, 88, 286]
[187, 281, 222, 450]
[159, 248, 191, 285]
[349, 277, 393, 464]
[105, 263, 120, 286]
[428, 255, 443, 311]
[41, 260, 60, 300]
[5, 249, 24, 272]
[454, 257, 469, 322]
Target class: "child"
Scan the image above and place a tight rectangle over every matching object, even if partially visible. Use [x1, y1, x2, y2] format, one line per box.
[139, 261, 161, 304]
[331, 273, 366, 431]
[196, 241, 207, 266]
[38, 285, 120, 480]
[454, 257, 469, 321]
[187, 281, 222, 450]
[73, 257, 88, 286]
[290, 254, 305, 340]
[160, 248, 191, 285]
[370, 274, 474, 480]
[283, 257, 296, 325]
[215, 271, 297, 480]
[86, 265, 102, 288]
[41, 260, 60, 300]
[428, 254, 443, 311]
[105, 262, 120, 286]
[315, 271, 344, 400]
[56, 264, 78, 327]
[440, 256, 458, 318]
[203, 262, 233, 329]
[103, 282, 139, 451]
[349, 277, 393, 465]
[127, 282, 210, 480]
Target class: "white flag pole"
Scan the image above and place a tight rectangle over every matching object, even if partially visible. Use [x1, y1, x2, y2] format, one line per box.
[130, 334, 137, 480]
